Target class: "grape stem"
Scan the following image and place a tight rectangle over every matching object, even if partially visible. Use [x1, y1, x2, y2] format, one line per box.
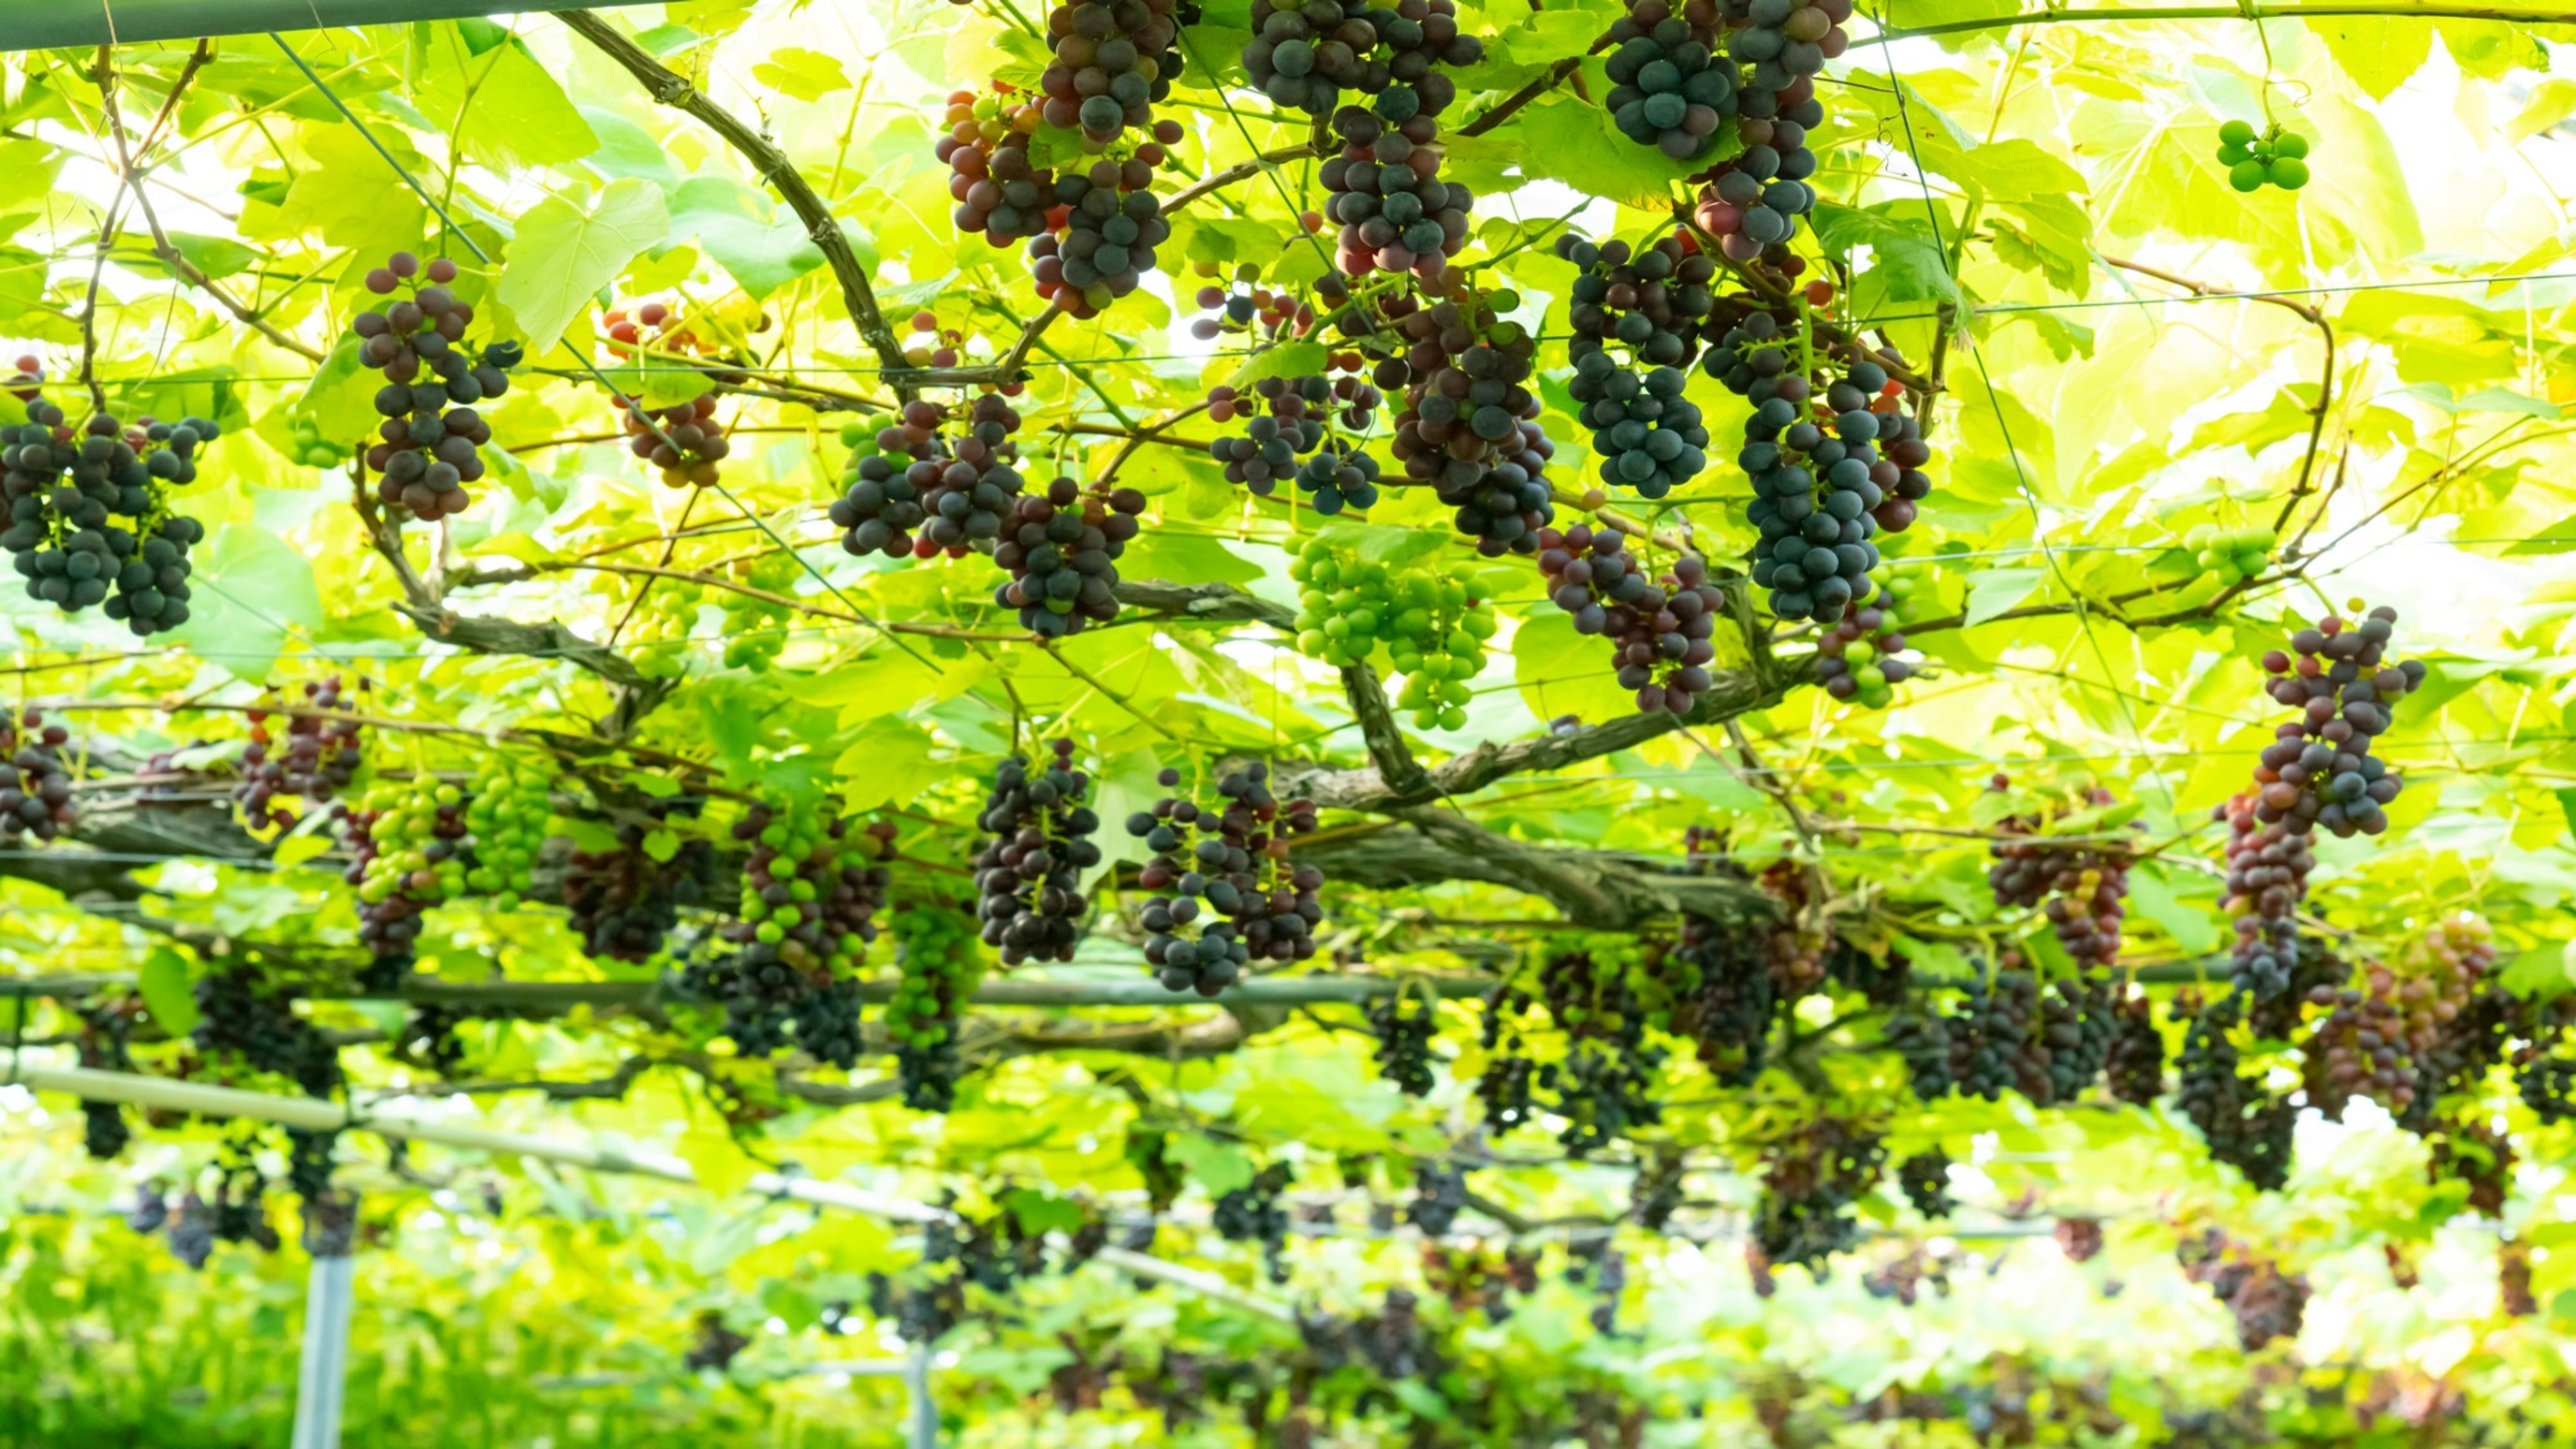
[557, 9, 918, 402]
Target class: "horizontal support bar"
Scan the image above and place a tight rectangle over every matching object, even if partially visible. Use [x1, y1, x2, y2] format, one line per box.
[0, 2, 656, 51]
[7, 1059, 1291, 1318]
[0, 971, 1506, 1012]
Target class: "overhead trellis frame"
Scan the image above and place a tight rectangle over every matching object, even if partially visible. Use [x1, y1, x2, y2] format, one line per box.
[0, 2, 654, 51]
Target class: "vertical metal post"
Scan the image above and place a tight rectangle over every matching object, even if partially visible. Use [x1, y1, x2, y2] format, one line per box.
[290, 1251, 357, 1449]
[902, 1343, 938, 1449]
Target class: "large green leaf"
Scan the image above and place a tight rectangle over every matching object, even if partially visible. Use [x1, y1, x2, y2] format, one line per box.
[495, 178, 671, 352]
[666, 177, 827, 300]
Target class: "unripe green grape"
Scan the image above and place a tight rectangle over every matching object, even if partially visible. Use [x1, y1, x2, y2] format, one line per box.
[2218, 118, 2257, 147]
[2268, 156, 2309, 190]
[2229, 159, 2267, 193]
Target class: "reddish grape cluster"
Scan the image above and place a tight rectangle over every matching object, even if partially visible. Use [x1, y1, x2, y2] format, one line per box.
[1535, 524, 1723, 715]
[565, 819, 704, 962]
[993, 476, 1147, 637]
[2176, 1228, 2308, 1350]
[903, 308, 966, 368]
[2103, 989, 2164, 1105]
[1031, 168, 1175, 319]
[1684, 0, 1836, 259]
[1124, 763, 1324, 995]
[1987, 783, 2134, 973]
[354, 253, 520, 520]
[2217, 790, 2314, 1000]
[2249, 606, 2422, 838]
[0, 709, 74, 842]
[234, 677, 367, 829]
[1323, 100, 1475, 283]
[618, 392, 733, 490]
[1241, 0, 1391, 115]
[939, 84, 1054, 244]
[1037, 0, 1181, 147]
[1188, 272, 1317, 343]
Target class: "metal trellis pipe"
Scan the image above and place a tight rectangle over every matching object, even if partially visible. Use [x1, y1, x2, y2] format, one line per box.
[0, 2, 654, 51]
[290, 1251, 358, 1449]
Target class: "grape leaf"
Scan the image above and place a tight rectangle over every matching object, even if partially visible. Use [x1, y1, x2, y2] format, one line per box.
[496, 178, 671, 353]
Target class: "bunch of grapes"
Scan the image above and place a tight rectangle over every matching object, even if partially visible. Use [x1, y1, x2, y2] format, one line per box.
[2217, 791, 2313, 1002]
[2104, 990, 2165, 1105]
[1751, 1116, 1886, 1270]
[1407, 1163, 1467, 1237]
[701, 801, 895, 1063]
[1910, 966, 2116, 1105]
[2247, 606, 2421, 838]
[716, 553, 801, 671]
[1029, 167, 1175, 320]
[2423, 1114, 2514, 1217]
[1127, 763, 1324, 994]
[285, 417, 350, 471]
[2173, 989, 2298, 1191]
[0, 381, 217, 634]
[1208, 372, 1385, 515]
[1558, 232, 1717, 501]
[2216, 118, 2311, 192]
[1670, 914, 1778, 1086]
[1535, 949, 1669, 1157]
[618, 391, 734, 490]
[75, 1003, 135, 1160]
[1379, 288, 1556, 553]
[354, 253, 521, 520]
[193, 967, 342, 1096]
[973, 740, 1103, 964]
[1603, 0, 1733, 158]
[1315, 1, 1485, 281]
[0, 710, 75, 843]
[235, 677, 368, 830]
[889, 905, 982, 1111]
[344, 774, 470, 990]
[565, 815, 706, 961]
[1035, 0, 1181, 147]
[939, 83, 1052, 244]
[1685, 0, 1835, 260]
[2186, 521, 2276, 588]
[461, 752, 552, 908]
[1895, 1148, 1953, 1218]
[1212, 1162, 1295, 1283]
[1285, 533, 1496, 729]
[2176, 1228, 2309, 1350]
[1535, 524, 1726, 716]
[834, 398, 1031, 561]
[2514, 1005, 2576, 1124]
[1368, 990, 1439, 1095]
[1188, 269, 1318, 343]
[1987, 783, 2134, 973]
[1240, 0, 1390, 115]
[1475, 986, 1538, 1134]
[602, 298, 752, 377]
[993, 476, 1148, 637]
[1723, 351, 1925, 624]
[1812, 597, 1918, 707]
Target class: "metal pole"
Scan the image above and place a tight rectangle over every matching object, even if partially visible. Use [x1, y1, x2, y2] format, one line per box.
[0, 1, 657, 51]
[290, 1251, 357, 1449]
[902, 1342, 938, 1449]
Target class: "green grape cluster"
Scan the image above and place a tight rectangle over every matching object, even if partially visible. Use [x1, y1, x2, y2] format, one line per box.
[889, 905, 982, 1112]
[285, 417, 349, 470]
[2217, 119, 2310, 192]
[631, 583, 703, 677]
[462, 753, 553, 907]
[2186, 522, 2276, 587]
[352, 777, 468, 911]
[1286, 534, 1497, 731]
[734, 796, 885, 974]
[718, 553, 799, 671]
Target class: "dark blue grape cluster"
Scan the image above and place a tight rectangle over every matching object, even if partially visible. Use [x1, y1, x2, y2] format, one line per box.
[1384, 288, 1556, 554]
[1686, 0, 1837, 258]
[1603, 0, 1734, 159]
[1558, 231, 1718, 500]
[1317, 0, 1486, 282]
[1, 387, 217, 636]
[1240, 0, 1390, 116]
[1030, 167, 1173, 320]
[993, 476, 1148, 637]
